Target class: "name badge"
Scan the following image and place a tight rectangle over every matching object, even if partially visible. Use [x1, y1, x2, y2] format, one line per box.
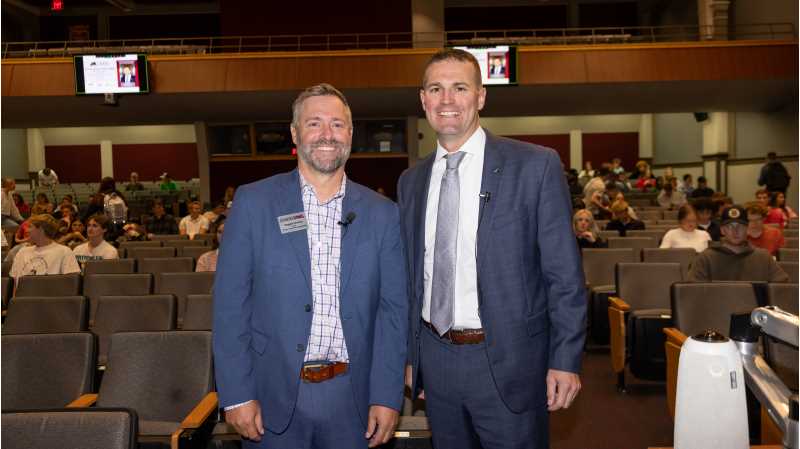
[277, 212, 308, 234]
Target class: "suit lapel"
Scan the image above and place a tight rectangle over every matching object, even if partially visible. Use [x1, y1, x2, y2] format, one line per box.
[413, 153, 436, 300]
[339, 180, 363, 297]
[476, 131, 506, 268]
[277, 169, 312, 294]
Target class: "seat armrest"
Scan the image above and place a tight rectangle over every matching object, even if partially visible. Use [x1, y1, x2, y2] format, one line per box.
[663, 327, 688, 345]
[66, 393, 98, 408]
[608, 296, 630, 312]
[171, 392, 218, 449]
[664, 327, 687, 420]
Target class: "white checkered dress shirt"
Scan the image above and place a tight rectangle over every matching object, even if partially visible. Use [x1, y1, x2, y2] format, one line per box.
[301, 174, 349, 363]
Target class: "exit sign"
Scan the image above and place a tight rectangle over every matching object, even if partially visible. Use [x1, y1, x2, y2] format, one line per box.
[52, 0, 64, 11]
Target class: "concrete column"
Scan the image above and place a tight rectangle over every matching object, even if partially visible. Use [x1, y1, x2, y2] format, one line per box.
[638, 114, 654, 160]
[700, 112, 731, 192]
[412, 0, 444, 48]
[194, 122, 210, 204]
[26, 128, 45, 174]
[569, 129, 582, 171]
[406, 116, 419, 167]
[100, 140, 114, 179]
[697, 0, 730, 40]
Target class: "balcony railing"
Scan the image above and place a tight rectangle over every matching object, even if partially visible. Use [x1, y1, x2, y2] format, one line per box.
[2, 23, 795, 59]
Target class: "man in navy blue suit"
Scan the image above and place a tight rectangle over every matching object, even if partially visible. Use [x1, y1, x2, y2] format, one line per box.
[397, 49, 586, 449]
[213, 83, 408, 448]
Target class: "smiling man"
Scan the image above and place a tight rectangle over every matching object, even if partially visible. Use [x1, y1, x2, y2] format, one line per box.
[213, 83, 408, 449]
[397, 49, 586, 449]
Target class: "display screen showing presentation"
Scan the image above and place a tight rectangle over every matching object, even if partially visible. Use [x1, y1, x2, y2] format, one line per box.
[74, 54, 150, 94]
[454, 46, 517, 86]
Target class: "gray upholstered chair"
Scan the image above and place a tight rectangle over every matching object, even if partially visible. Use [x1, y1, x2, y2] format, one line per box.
[179, 246, 213, 261]
[1, 409, 137, 449]
[3, 296, 88, 334]
[138, 257, 194, 275]
[581, 248, 638, 345]
[765, 283, 798, 392]
[641, 248, 697, 279]
[164, 239, 208, 250]
[778, 248, 799, 262]
[777, 262, 798, 283]
[83, 259, 136, 276]
[149, 234, 187, 241]
[155, 272, 215, 327]
[83, 274, 153, 326]
[125, 247, 176, 261]
[14, 273, 81, 298]
[607, 236, 657, 252]
[1, 333, 96, 410]
[182, 294, 212, 330]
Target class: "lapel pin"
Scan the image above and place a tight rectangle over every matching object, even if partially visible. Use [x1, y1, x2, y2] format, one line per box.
[493, 167, 502, 174]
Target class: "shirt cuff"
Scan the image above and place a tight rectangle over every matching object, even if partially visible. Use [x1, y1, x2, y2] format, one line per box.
[224, 400, 253, 411]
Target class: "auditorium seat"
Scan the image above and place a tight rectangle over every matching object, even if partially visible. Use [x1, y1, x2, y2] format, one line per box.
[182, 294, 212, 330]
[656, 219, 679, 225]
[764, 283, 798, 392]
[662, 210, 679, 220]
[83, 274, 153, 326]
[608, 262, 682, 391]
[784, 229, 798, 239]
[2, 261, 11, 277]
[73, 331, 216, 448]
[598, 230, 619, 240]
[15, 273, 82, 298]
[627, 230, 666, 245]
[777, 262, 798, 283]
[84, 259, 136, 276]
[607, 236, 657, 252]
[784, 237, 798, 248]
[179, 246, 212, 260]
[777, 248, 799, 262]
[137, 257, 194, 275]
[1, 409, 137, 449]
[663, 282, 760, 419]
[119, 241, 162, 250]
[92, 295, 176, 366]
[125, 247, 177, 261]
[165, 240, 208, 251]
[2, 332, 96, 410]
[3, 296, 88, 334]
[149, 234, 187, 241]
[2, 277, 11, 310]
[155, 272, 215, 326]
[638, 210, 662, 222]
[641, 248, 696, 279]
[581, 248, 638, 345]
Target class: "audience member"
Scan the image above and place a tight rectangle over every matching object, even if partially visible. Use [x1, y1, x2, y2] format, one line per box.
[125, 172, 145, 191]
[766, 191, 797, 228]
[659, 205, 710, 253]
[9, 214, 80, 282]
[223, 185, 236, 209]
[81, 192, 106, 222]
[144, 200, 179, 236]
[755, 188, 770, 207]
[745, 202, 784, 256]
[583, 184, 611, 220]
[118, 221, 149, 243]
[196, 216, 225, 272]
[52, 195, 79, 219]
[634, 164, 657, 191]
[179, 200, 209, 240]
[578, 161, 596, 185]
[566, 169, 582, 195]
[678, 174, 694, 196]
[758, 151, 791, 195]
[99, 177, 128, 224]
[573, 209, 607, 249]
[692, 197, 721, 241]
[657, 177, 687, 209]
[689, 205, 789, 282]
[4, 221, 31, 264]
[2, 178, 23, 227]
[57, 218, 87, 248]
[73, 214, 118, 267]
[30, 193, 54, 215]
[36, 168, 59, 188]
[605, 186, 638, 220]
[628, 160, 647, 180]
[12, 193, 30, 216]
[690, 176, 714, 198]
[160, 173, 178, 191]
[53, 203, 77, 223]
[605, 200, 645, 236]
[203, 201, 227, 224]
[610, 158, 625, 175]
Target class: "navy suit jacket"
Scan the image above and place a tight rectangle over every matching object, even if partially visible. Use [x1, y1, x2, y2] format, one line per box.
[213, 169, 409, 433]
[397, 130, 586, 413]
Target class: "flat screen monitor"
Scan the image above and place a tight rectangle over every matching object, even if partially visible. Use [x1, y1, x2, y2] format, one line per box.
[74, 54, 150, 95]
[454, 45, 517, 86]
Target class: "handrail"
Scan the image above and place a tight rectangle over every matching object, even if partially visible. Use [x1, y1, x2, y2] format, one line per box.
[2, 23, 795, 59]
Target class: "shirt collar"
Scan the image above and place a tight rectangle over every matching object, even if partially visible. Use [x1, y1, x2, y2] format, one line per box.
[435, 126, 485, 161]
[299, 172, 347, 205]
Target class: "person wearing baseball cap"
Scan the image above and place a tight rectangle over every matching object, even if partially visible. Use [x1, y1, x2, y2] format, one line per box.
[688, 205, 789, 282]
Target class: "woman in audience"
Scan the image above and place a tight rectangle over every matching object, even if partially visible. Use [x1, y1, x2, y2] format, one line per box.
[573, 209, 607, 249]
[765, 191, 797, 228]
[605, 200, 645, 236]
[578, 161, 596, 186]
[3, 220, 31, 264]
[73, 214, 118, 267]
[30, 193, 54, 215]
[58, 218, 87, 248]
[196, 216, 224, 272]
[582, 186, 612, 220]
[634, 164, 657, 191]
[12, 193, 30, 217]
[9, 214, 80, 282]
[657, 177, 687, 209]
[660, 204, 711, 253]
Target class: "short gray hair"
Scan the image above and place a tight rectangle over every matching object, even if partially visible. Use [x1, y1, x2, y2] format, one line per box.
[291, 83, 352, 129]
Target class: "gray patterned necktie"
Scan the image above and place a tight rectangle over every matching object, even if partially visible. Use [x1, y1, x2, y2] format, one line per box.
[430, 151, 466, 336]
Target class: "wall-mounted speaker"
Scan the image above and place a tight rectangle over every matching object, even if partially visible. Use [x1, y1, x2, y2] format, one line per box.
[693, 112, 709, 122]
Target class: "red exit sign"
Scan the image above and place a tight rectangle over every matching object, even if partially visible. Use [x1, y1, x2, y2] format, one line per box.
[51, 0, 64, 11]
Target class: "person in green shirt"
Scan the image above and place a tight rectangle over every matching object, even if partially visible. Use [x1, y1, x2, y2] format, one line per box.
[159, 173, 177, 191]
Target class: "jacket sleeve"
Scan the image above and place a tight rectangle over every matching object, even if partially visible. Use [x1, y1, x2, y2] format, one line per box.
[688, 252, 711, 282]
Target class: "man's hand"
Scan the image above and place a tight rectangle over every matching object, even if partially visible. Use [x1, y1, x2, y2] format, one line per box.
[364, 405, 399, 448]
[405, 364, 424, 399]
[546, 369, 581, 411]
[225, 401, 264, 442]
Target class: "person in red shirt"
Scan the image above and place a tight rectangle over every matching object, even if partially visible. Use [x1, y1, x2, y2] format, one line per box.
[746, 202, 784, 256]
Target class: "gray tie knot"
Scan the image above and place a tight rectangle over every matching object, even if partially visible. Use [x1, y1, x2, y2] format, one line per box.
[445, 151, 466, 170]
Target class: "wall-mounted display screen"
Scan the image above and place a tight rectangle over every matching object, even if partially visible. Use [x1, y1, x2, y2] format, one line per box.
[74, 54, 150, 94]
[454, 45, 517, 86]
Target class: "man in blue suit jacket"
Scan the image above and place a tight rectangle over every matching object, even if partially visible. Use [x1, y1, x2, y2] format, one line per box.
[398, 49, 585, 449]
[213, 84, 408, 448]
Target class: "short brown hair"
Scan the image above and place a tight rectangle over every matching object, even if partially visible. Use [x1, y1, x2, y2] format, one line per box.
[422, 48, 483, 88]
[87, 213, 110, 230]
[28, 214, 60, 239]
[291, 83, 352, 129]
[610, 200, 629, 213]
[744, 201, 768, 217]
[677, 204, 696, 222]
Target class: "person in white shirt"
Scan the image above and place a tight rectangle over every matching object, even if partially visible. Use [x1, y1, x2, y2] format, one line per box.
[37, 168, 59, 189]
[657, 177, 687, 210]
[9, 214, 80, 287]
[660, 204, 711, 253]
[73, 214, 119, 268]
[179, 201, 210, 240]
[1, 178, 23, 227]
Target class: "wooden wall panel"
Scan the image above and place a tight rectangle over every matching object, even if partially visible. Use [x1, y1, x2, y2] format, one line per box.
[581, 132, 639, 171]
[518, 51, 588, 84]
[45, 145, 101, 183]
[6, 61, 74, 96]
[505, 134, 571, 167]
[113, 143, 198, 182]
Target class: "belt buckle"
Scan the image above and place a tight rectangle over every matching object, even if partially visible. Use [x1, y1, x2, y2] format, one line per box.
[302, 361, 333, 383]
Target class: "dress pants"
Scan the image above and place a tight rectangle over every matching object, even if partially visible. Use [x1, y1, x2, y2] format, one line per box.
[244, 372, 366, 449]
[420, 323, 549, 449]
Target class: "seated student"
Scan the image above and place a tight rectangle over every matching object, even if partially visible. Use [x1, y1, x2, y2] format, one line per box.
[605, 200, 645, 236]
[605, 186, 638, 220]
[57, 218, 87, 248]
[657, 177, 687, 210]
[144, 200, 179, 236]
[573, 209, 607, 250]
[73, 214, 118, 268]
[196, 217, 225, 272]
[583, 184, 612, 220]
[660, 204, 711, 253]
[690, 176, 714, 198]
[30, 193, 54, 215]
[765, 191, 797, 228]
[4, 221, 31, 264]
[9, 214, 80, 283]
[179, 200, 209, 240]
[689, 205, 788, 282]
[746, 202, 784, 256]
[755, 188, 770, 207]
[692, 197, 721, 241]
[202, 201, 227, 224]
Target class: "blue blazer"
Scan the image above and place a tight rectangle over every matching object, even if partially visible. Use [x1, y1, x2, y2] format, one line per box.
[397, 130, 586, 413]
[213, 169, 409, 433]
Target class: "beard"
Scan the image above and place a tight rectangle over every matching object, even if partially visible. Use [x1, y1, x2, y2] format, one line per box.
[297, 137, 351, 174]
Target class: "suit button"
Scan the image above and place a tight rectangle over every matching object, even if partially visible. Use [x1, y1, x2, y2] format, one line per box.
[296, 344, 305, 352]
[304, 304, 312, 312]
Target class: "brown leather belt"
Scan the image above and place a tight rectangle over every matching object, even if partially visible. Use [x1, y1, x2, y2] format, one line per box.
[300, 362, 348, 383]
[423, 321, 485, 345]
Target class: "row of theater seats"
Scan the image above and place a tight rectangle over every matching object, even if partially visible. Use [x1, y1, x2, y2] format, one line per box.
[593, 235, 800, 261]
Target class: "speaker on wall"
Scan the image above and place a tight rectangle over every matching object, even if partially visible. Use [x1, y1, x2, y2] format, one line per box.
[693, 112, 709, 122]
